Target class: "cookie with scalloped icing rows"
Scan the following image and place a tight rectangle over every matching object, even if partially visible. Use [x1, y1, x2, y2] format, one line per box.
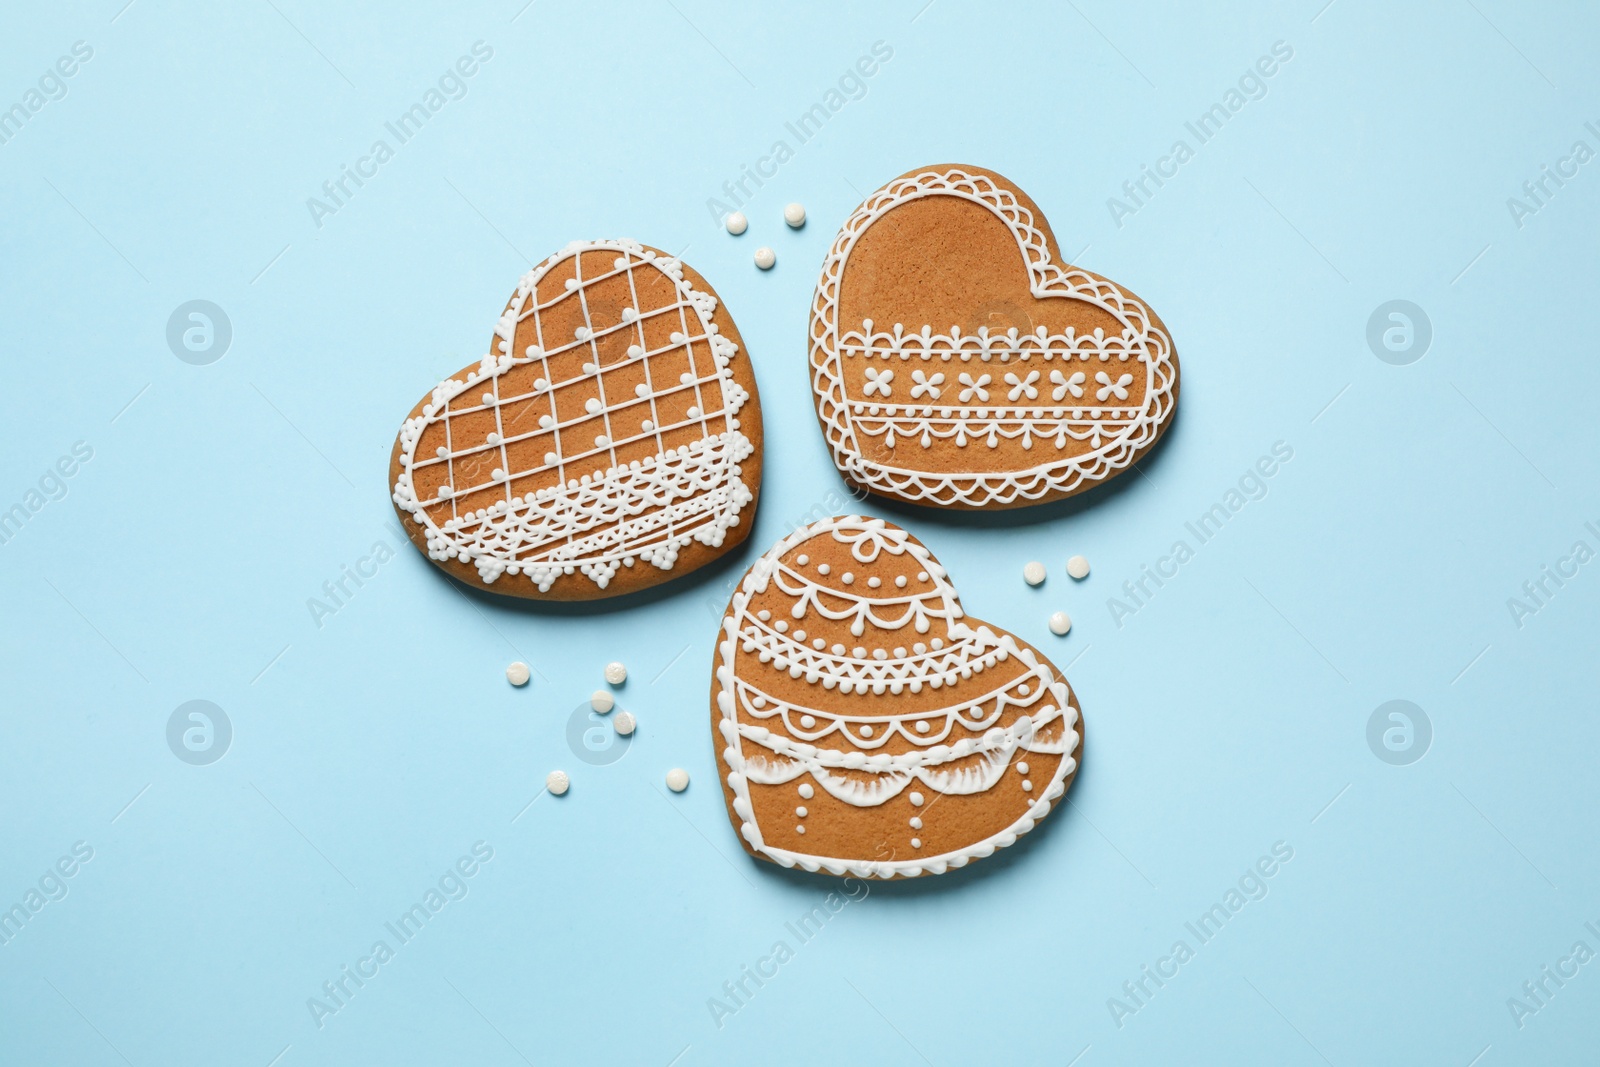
[809, 164, 1179, 509]
[390, 240, 763, 600]
[711, 515, 1082, 879]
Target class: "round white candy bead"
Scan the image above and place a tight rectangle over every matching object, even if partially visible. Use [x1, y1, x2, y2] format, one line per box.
[754, 247, 776, 270]
[505, 661, 531, 686]
[590, 690, 615, 713]
[1049, 611, 1072, 636]
[604, 661, 627, 685]
[783, 202, 806, 228]
[724, 211, 748, 235]
[1024, 561, 1046, 586]
[546, 770, 569, 795]
[666, 768, 690, 792]
[613, 710, 636, 736]
[1067, 555, 1090, 579]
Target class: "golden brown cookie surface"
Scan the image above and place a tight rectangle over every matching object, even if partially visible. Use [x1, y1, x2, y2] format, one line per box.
[711, 516, 1081, 879]
[809, 165, 1178, 509]
[390, 241, 762, 600]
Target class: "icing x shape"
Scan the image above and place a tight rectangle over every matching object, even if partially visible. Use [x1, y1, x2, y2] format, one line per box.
[809, 165, 1179, 508]
[713, 515, 1082, 879]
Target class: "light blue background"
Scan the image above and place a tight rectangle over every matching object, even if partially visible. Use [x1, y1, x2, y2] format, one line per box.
[3, 1, 1597, 1064]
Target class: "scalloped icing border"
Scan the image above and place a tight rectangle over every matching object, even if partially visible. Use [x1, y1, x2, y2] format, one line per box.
[808, 167, 1178, 508]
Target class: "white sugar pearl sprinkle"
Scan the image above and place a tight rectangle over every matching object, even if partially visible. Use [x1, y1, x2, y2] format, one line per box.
[613, 710, 636, 736]
[1067, 555, 1090, 579]
[590, 690, 615, 713]
[545, 770, 569, 795]
[754, 246, 776, 270]
[783, 202, 806, 228]
[1049, 611, 1072, 636]
[505, 662, 530, 686]
[724, 211, 748, 235]
[666, 768, 690, 792]
[604, 661, 627, 685]
[1024, 561, 1046, 586]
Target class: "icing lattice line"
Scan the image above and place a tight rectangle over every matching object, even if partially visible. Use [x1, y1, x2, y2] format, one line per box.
[717, 516, 1081, 878]
[809, 168, 1177, 507]
[393, 239, 754, 591]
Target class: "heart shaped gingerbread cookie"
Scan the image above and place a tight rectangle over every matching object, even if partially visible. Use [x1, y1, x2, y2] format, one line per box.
[390, 240, 762, 599]
[809, 165, 1178, 509]
[712, 516, 1082, 879]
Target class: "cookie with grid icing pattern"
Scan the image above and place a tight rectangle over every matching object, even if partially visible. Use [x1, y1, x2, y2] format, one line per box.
[391, 240, 763, 600]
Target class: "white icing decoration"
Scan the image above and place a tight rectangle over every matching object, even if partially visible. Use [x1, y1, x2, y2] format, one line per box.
[1023, 561, 1045, 587]
[506, 661, 530, 686]
[809, 169, 1177, 505]
[716, 516, 1080, 878]
[784, 202, 806, 228]
[391, 239, 754, 593]
[546, 770, 569, 795]
[604, 661, 627, 685]
[1067, 554, 1090, 579]
[666, 768, 690, 792]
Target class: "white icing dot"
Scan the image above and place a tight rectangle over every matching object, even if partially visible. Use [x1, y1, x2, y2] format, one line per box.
[1024, 561, 1046, 586]
[505, 662, 530, 686]
[604, 661, 627, 685]
[1017, 684, 1030, 696]
[911, 838, 922, 849]
[725, 211, 748, 235]
[641, 419, 654, 431]
[793, 629, 806, 641]
[544, 451, 559, 465]
[1022, 779, 1033, 792]
[594, 435, 609, 447]
[1067, 555, 1091, 580]
[798, 784, 814, 799]
[679, 372, 694, 385]
[796, 554, 809, 566]
[540, 414, 555, 428]
[545, 770, 569, 796]
[817, 564, 831, 576]
[830, 644, 845, 655]
[910, 817, 923, 829]
[895, 575, 907, 588]
[799, 715, 816, 728]
[686, 406, 701, 419]
[754, 246, 775, 270]
[795, 806, 808, 818]
[757, 609, 771, 621]
[915, 721, 930, 734]
[918, 571, 929, 582]
[613, 710, 636, 736]
[783, 202, 806, 228]
[634, 383, 650, 398]
[867, 576, 881, 588]
[590, 690, 615, 713]
[859, 725, 873, 738]
[666, 768, 690, 792]
[585, 398, 602, 414]
[795, 825, 805, 835]
[841, 572, 854, 585]
[1049, 611, 1072, 636]
[775, 621, 789, 633]
[481, 392, 495, 406]
[1017, 762, 1030, 775]
[435, 446, 449, 458]
[909, 792, 925, 807]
